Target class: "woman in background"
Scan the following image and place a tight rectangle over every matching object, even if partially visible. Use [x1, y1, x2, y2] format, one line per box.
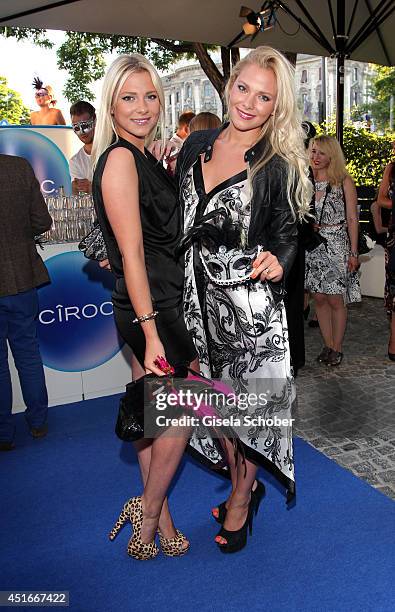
[92, 54, 197, 560]
[375, 157, 395, 360]
[189, 112, 221, 133]
[30, 78, 66, 126]
[305, 135, 361, 366]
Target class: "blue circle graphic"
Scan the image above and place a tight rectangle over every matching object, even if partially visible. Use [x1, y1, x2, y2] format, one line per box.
[38, 251, 124, 371]
[0, 127, 72, 195]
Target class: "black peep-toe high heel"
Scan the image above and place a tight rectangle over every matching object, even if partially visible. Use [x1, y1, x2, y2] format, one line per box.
[211, 480, 265, 525]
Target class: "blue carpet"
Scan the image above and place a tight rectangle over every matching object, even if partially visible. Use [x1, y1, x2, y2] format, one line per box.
[1, 395, 394, 612]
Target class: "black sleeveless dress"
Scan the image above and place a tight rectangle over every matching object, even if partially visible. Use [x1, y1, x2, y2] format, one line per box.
[92, 138, 197, 367]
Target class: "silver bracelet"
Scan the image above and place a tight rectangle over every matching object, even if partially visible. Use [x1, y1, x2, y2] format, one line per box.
[132, 310, 158, 324]
[350, 251, 359, 258]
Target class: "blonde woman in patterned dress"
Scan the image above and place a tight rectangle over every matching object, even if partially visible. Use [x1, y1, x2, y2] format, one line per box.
[176, 46, 312, 554]
[305, 135, 361, 366]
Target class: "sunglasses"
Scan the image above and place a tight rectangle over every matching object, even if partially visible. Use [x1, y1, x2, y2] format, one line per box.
[35, 91, 49, 97]
[72, 119, 95, 134]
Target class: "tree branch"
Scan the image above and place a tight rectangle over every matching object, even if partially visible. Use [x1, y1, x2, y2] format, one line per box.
[151, 38, 194, 55]
[221, 47, 231, 82]
[192, 42, 225, 98]
[231, 47, 240, 67]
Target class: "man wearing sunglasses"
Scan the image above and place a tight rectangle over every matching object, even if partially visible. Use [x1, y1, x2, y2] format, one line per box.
[69, 101, 96, 194]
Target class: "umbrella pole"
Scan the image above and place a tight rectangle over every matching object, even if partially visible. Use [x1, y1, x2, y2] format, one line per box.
[336, 53, 345, 147]
[335, 0, 347, 148]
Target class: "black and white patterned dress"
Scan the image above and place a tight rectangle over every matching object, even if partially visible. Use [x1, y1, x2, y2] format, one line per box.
[384, 174, 395, 314]
[305, 180, 361, 304]
[181, 160, 295, 501]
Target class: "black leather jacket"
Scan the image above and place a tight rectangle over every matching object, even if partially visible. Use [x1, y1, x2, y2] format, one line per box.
[176, 125, 298, 280]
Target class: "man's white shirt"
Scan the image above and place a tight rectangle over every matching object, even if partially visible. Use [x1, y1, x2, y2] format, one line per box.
[69, 147, 93, 181]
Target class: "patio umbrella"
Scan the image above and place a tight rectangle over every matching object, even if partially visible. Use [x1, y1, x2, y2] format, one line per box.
[1, 0, 395, 143]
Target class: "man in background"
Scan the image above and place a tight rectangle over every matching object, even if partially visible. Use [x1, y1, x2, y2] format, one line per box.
[169, 111, 195, 149]
[69, 101, 96, 194]
[0, 155, 52, 450]
[166, 111, 195, 175]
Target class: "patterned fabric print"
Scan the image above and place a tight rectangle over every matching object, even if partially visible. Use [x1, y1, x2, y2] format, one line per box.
[385, 214, 395, 313]
[182, 163, 295, 490]
[305, 181, 361, 305]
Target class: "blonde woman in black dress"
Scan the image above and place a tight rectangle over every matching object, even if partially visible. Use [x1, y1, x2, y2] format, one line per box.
[92, 54, 197, 560]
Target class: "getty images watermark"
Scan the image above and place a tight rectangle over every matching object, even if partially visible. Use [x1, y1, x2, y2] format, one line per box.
[143, 377, 295, 438]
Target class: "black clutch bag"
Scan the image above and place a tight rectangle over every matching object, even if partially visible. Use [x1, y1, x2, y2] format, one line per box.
[300, 220, 328, 252]
[357, 229, 372, 255]
[115, 378, 145, 442]
[115, 366, 191, 442]
[78, 222, 108, 261]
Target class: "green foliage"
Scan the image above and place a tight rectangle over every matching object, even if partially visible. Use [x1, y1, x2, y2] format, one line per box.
[57, 32, 180, 102]
[352, 65, 395, 132]
[316, 120, 394, 187]
[0, 76, 30, 124]
[1, 27, 222, 105]
[0, 26, 53, 48]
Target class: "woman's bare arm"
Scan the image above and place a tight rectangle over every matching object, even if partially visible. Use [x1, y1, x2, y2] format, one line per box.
[55, 109, 66, 125]
[376, 164, 393, 209]
[343, 175, 359, 270]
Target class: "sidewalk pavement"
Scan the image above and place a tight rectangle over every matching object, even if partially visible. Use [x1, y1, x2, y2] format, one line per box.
[296, 297, 395, 500]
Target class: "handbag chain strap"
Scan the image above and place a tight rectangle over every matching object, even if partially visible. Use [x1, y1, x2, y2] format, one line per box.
[317, 183, 332, 226]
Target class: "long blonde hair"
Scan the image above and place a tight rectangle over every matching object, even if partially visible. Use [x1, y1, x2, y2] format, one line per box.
[42, 85, 56, 107]
[309, 135, 348, 186]
[92, 54, 165, 168]
[225, 46, 312, 217]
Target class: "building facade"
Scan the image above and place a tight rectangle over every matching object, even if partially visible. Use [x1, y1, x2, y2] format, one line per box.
[295, 54, 375, 124]
[161, 55, 375, 136]
[161, 63, 222, 137]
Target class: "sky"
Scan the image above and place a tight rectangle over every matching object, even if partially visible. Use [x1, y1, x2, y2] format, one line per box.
[0, 30, 73, 116]
[0, 29, 196, 121]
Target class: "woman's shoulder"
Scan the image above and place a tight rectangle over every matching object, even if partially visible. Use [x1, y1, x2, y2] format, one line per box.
[30, 110, 39, 124]
[342, 174, 355, 187]
[383, 162, 395, 179]
[95, 140, 138, 179]
[183, 127, 220, 150]
[53, 108, 66, 122]
[103, 142, 139, 171]
[99, 139, 138, 163]
[176, 128, 220, 180]
[253, 152, 289, 180]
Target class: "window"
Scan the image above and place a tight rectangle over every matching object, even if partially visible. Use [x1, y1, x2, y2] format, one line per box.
[176, 91, 180, 103]
[204, 81, 212, 97]
[186, 84, 192, 99]
[353, 67, 358, 81]
[168, 95, 172, 106]
[318, 67, 322, 81]
[353, 90, 358, 106]
[301, 69, 308, 83]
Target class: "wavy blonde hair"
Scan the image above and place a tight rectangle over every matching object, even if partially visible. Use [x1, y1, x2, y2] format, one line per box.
[92, 54, 165, 168]
[42, 85, 56, 107]
[225, 46, 312, 217]
[309, 135, 348, 186]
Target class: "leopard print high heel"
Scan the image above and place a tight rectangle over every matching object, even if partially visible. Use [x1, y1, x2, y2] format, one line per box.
[158, 529, 190, 557]
[109, 497, 159, 561]
[108, 498, 134, 541]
